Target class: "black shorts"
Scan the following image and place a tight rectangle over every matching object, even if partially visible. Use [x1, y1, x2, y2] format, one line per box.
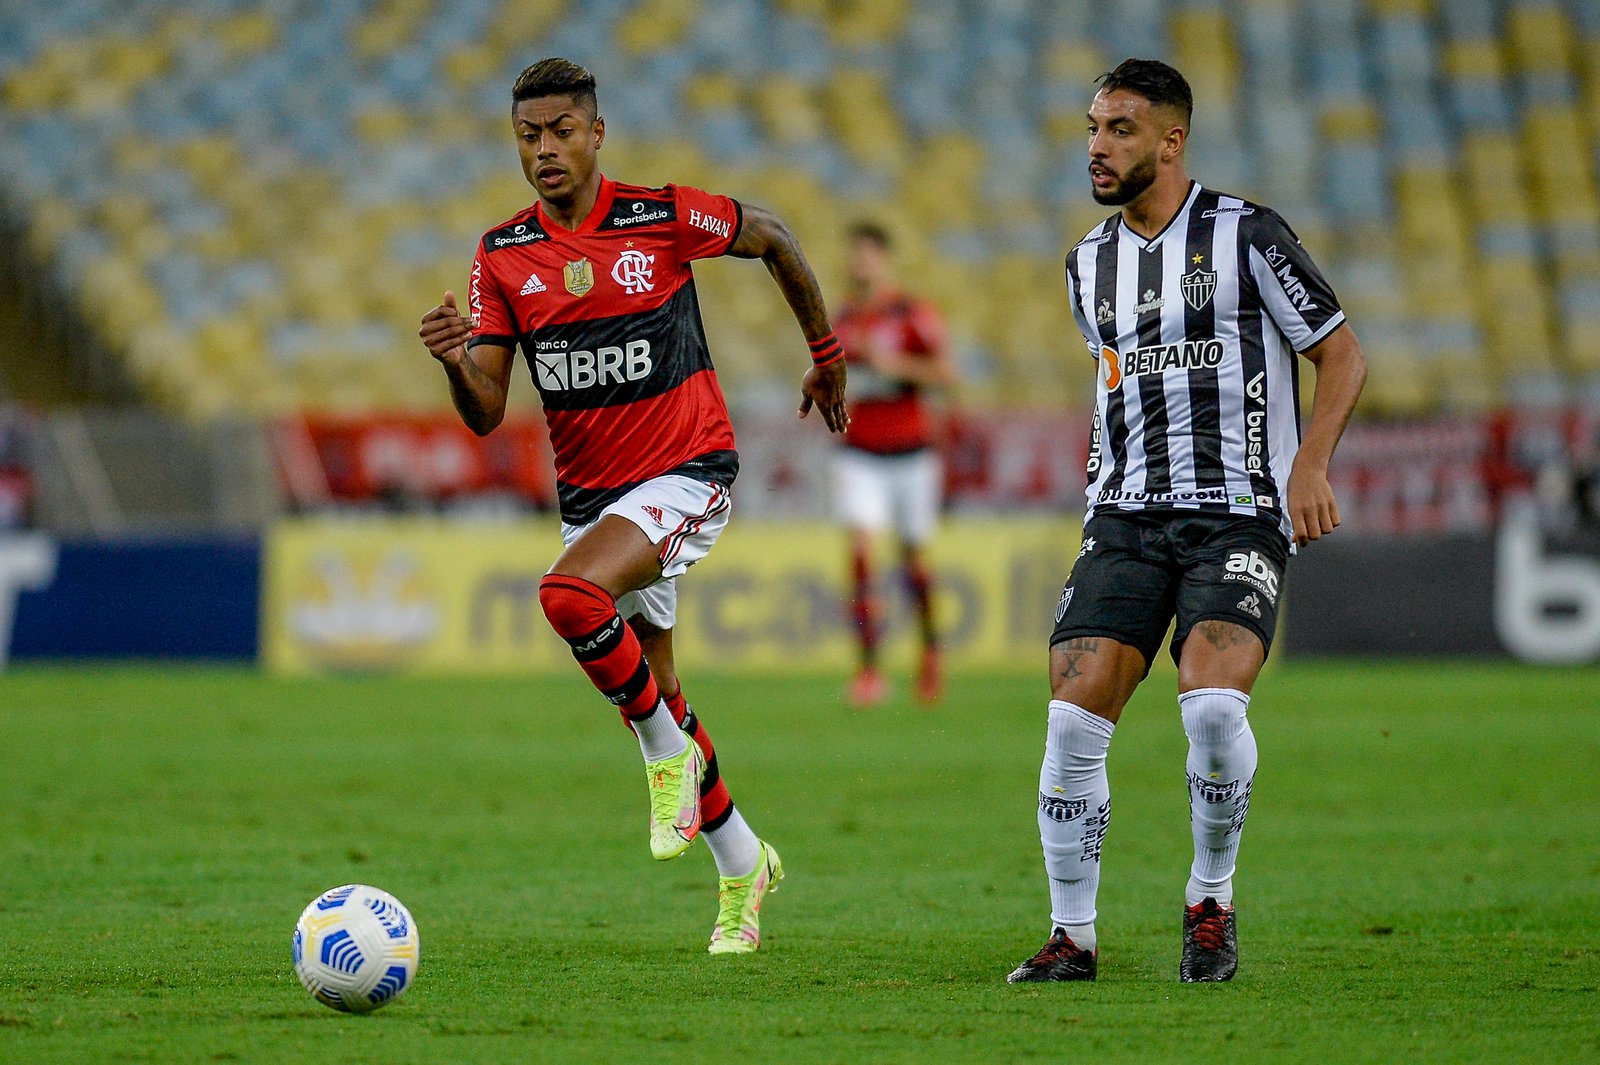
[1050, 510, 1289, 669]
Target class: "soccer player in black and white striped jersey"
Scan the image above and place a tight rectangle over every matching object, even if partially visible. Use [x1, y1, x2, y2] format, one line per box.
[1007, 59, 1367, 984]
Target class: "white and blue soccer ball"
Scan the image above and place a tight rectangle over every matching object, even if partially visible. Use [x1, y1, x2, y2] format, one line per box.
[293, 884, 419, 1013]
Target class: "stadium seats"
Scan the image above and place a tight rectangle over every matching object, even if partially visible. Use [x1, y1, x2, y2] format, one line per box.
[1, 0, 1598, 419]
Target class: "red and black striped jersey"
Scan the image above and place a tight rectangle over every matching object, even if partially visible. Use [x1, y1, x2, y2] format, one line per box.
[467, 175, 743, 524]
[834, 293, 946, 455]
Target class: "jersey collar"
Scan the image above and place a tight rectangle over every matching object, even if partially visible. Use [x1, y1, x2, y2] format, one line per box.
[536, 174, 616, 236]
[1118, 180, 1201, 252]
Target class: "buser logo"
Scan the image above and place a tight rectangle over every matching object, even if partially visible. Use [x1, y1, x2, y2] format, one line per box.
[532, 339, 653, 391]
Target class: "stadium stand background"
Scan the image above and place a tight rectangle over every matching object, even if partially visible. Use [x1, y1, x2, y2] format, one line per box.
[0, 0, 1597, 531]
[5, 0, 1600, 412]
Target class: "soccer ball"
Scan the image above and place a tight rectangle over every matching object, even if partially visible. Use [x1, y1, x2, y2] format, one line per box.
[292, 884, 420, 1013]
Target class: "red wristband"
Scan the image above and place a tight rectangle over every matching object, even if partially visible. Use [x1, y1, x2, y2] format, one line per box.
[808, 332, 843, 367]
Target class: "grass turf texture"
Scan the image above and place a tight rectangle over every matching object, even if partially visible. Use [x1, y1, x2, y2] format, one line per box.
[0, 663, 1596, 1064]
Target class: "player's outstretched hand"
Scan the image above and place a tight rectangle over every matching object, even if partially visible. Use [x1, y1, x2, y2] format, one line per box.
[419, 291, 472, 367]
[1286, 459, 1340, 547]
[799, 359, 849, 434]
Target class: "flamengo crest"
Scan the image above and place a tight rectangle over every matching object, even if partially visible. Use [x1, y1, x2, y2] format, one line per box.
[611, 250, 655, 294]
[564, 258, 595, 297]
[1182, 268, 1216, 310]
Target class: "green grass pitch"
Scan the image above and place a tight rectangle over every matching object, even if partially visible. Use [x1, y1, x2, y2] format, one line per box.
[1, 662, 1596, 1063]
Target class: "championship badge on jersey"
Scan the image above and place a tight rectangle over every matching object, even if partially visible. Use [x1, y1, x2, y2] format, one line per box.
[564, 258, 595, 297]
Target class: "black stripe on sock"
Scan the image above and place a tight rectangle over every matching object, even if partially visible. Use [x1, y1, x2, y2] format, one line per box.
[607, 659, 654, 710]
[703, 802, 734, 833]
[567, 614, 624, 662]
[699, 753, 721, 797]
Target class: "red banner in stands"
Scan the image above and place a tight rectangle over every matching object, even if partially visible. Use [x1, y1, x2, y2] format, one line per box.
[276, 415, 555, 508]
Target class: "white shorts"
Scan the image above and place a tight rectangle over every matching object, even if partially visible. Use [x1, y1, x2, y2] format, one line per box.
[833, 448, 942, 545]
[558, 475, 732, 629]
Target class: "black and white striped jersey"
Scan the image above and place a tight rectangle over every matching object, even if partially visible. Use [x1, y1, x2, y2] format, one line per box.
[1064, 181, 1345, 544]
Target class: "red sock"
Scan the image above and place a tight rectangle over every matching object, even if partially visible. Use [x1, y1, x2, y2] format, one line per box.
[851, 545, 878, 668]
[538, 574, 660, 720]
[906, 560, 937, 651]
[662, 686, 734, 831]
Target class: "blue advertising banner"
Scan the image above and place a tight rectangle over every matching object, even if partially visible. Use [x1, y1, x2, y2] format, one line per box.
[1, 535, 261, 662]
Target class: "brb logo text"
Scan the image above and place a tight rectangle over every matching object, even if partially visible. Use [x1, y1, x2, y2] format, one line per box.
[531, 339, 653, 391]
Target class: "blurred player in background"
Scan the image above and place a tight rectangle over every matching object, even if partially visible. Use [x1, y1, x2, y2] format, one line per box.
[1006, 59, 1366, 984]
[418, 58, 848, 954]
[832, 222, 954, 706]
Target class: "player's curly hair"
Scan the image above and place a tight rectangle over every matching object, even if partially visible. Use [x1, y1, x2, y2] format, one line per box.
[1096, 58, 1193, 125]
[512, 57, 597, 115]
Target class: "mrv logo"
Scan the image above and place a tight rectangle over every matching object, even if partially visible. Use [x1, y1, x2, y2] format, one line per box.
[531, 339, 653, 391]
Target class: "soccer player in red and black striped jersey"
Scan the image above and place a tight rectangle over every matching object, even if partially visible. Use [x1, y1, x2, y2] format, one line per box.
[417, 58, 848, 955]
[832, 222, 953, 707]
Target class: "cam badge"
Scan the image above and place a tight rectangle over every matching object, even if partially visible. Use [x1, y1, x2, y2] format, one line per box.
[564, 258, 595, 297]
[1181, 267, 1216, 310]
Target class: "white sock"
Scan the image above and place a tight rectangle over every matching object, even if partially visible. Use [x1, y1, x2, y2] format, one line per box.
[1180, 688, 1257, 907]
[633, 701, 688, 763]
[703, 806, 762, 877]
[1039, 701, 1114, 945]
[1058, 922, 1097, 952]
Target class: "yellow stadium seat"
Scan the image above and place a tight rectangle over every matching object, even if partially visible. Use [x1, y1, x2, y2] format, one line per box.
[1441, 38, 1504, 80]
[827, 0, 908, 46]
[1459, 133, 1532, 224]
[618, 0, 700, 54]
[750, 77, 820, 144]
[1476, 255, 1558, 371]
[1523, 108, 1600, 218]
[1394, 167, 1471, 254]
[1365, 0, 1434, 15]
[683, 71, 743, 113]
[441, 43, 504, 90]
[211, 11, 280, 57]
[1319, 103, 1382, 142]
[776, 0, 828, 18]
[1504, 6, 1575, 74]
[490, 0, 569, 49]
[1581, 41, 1600, 122]
[1169, 11, 1238, 109]
[1357, 342, 1435, 416]
[820, 70, 909, 172]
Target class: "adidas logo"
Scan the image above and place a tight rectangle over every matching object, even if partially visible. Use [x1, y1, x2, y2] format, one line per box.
[520, 273, 547, 295]
[1236, 593, 1262, 619]
[641, 505, 665, 526]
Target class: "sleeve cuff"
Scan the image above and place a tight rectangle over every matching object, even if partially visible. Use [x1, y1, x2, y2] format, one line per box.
[1299, 310, 1346, 352]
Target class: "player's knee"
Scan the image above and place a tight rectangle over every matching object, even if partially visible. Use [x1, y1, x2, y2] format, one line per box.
[1177, 621, 1264, 693]
[538, 574, 614, 638]
[1179, 687, 1250, 741]
[1048, 638, 1141, 718]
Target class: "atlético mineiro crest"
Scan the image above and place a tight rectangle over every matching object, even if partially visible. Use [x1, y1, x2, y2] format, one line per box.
[564, 258, 594, 297]
[1181, 267, 1216, 310]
